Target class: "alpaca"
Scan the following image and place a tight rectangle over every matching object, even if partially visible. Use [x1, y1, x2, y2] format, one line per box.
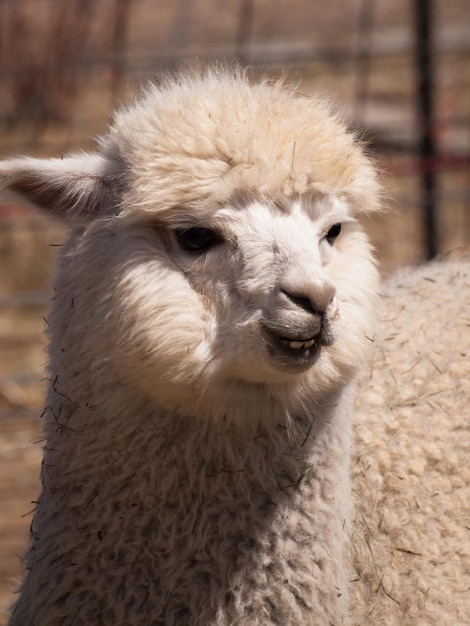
[352, 254, 470, 626]
[0, 69, 381, 625]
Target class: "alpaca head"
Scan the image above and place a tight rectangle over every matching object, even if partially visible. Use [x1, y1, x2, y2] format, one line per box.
[0, 70, 381, 421]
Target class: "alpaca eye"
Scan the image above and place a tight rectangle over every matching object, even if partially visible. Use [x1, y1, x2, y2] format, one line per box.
[176, 227, 220, 253]
[326, 223, 342, 245]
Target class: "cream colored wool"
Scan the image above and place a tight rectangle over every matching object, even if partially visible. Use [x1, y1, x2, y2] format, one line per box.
[0, 69, 381, 625]
[352, 255, 470, 625]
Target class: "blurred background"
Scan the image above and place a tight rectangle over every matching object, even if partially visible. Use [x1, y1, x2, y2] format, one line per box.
[0, 0, 469, 620]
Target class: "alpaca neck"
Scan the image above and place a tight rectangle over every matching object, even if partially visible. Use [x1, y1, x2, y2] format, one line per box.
[42, 377, 353, 503]
[25, 380, 355, 626]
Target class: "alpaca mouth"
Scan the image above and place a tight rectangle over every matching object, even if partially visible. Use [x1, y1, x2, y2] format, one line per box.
[274, 332, 320, 362]
[279, 336, 318, 351]
[261, 324, 323, 369]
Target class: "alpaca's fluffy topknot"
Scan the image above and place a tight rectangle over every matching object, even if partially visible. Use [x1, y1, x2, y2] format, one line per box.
[103, 69, 381, 220]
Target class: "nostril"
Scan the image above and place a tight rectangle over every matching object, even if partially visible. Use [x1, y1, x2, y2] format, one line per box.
[280, 281, 337, 317]
[280, 289, 326, 317]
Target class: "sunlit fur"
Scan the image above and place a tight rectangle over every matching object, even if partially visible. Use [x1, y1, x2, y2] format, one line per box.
[1, 69, 381, 625]
[353, 256, 470, 626]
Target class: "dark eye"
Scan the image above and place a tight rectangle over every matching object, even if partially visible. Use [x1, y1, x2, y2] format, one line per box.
[326, 223, 342, 245]
[176, 227, 220, 253]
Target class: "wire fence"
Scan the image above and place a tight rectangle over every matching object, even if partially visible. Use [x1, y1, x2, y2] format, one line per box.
[0, 0, 469, 415]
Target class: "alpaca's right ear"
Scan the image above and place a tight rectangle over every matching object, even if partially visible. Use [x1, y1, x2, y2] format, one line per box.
[0, 153, 123, 224]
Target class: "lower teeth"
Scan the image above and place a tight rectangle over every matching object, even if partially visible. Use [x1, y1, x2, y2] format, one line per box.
[283, 338, 316, 350]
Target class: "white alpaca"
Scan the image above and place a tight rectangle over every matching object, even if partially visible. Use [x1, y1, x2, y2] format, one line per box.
[352, 255, 470, 626]
[0, 69, 380, 625]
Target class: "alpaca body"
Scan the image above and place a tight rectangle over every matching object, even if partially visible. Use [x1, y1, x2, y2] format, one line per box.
[0, 70, 380, 624]
[352, 256, 470, 625]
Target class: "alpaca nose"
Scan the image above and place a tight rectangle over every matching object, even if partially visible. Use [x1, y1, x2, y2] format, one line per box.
[280, 279, 336, 317]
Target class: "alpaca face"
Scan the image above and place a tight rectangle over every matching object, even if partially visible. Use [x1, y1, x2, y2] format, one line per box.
[155, 196, 345, 380]
[72, 189, 375, 417]
[0, 71, 380, 418]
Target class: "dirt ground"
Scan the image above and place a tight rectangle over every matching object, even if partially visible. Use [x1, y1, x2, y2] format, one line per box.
[0, 418, 42, 620]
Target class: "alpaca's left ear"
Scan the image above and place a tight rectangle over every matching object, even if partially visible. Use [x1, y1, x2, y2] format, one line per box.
[0, 153, 124, 224]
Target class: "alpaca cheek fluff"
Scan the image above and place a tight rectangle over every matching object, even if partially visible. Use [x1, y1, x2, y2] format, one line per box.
[0, 70, 381, 626]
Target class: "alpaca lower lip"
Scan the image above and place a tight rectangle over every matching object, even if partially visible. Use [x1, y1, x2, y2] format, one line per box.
[261, 326, 322, 367]
[272, 339, 321, 370]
